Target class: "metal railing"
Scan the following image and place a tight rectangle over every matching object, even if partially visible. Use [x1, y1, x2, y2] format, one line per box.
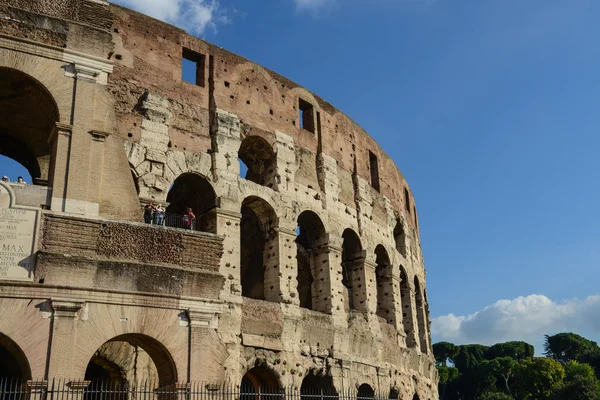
[0, 379, 394, 400]
[143, 212, 196, 230]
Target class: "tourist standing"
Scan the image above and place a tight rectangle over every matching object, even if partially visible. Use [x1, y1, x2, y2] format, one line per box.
[154, 203, 165, 226]
[144, 202, 154, 224]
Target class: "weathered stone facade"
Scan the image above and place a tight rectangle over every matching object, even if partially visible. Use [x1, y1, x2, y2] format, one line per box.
[0, 0, 437, 399]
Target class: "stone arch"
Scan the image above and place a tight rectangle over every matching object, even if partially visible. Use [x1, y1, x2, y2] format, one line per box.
[341, 228, 363, 312]
[241, 196, 278, 300]
[357, 384, 374, 400]
[238, 135, 277, 187]
[296, 210, 329, 312]
[374, 245, 394, 324]
[414, 276, 428, 354]
[0, 67, 60, 184]
[240, 366, 282, 399]
[300, 370, 337, 399]
[400, 267, 416, 347]
[393, 218, 407, 258]
[84, 333, 176, 387]
[166, 172, 217, 232]
[388, 388, 400, 400]
[0, 332, 31, 379]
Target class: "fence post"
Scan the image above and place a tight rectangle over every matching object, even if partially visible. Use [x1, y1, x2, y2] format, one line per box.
[27, 380, 48, 400]
[66, 380, 90, 400]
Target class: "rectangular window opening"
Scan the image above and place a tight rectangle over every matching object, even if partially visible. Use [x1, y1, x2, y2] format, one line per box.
[404, 188, 411, 213]
[369, 151, 380, 192]
[298, 98, 315, 133]
[182, 48, 206, 87]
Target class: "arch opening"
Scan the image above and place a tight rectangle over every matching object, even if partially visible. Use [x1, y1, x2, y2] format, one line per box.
[375, 245, 394, 324]
[84, 334, 176, 388]
[296, 211, 328, 312]
[300, 372, 337, 399]
[0, 67, 59, 185]
[0, 332, 31, 379]
[393, 219, 407, 258]
[240, 366, 281, 400]
[166, 173, 217, 232]
[388, 389, 400, 400]
[414, 276, 429, 354]
[357, 384, 374, 400]
[238, 136, 277, 188]
[400, 267, 416, 347]
[341, 229, 363, 312]
[241, 196, 277, 300]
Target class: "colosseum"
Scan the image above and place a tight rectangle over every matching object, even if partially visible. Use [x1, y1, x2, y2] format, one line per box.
[0, 0, 437, 399]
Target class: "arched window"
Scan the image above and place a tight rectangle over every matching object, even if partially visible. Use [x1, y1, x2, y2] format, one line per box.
[300, 371, 337, 400]
[296, 211, 328, 311]
[238, 135, 277, 188]
[84, 334, 177, 389]
[400, 267, 416, 347]
[341, 229, 362, 312]
[240, 366, 281, 400]
[166, 173, 217, 232]
[0, 68, 59, 185]
[414, 276, 429, 354]
[0, 332, 31, 379]
[375, 245, 394, 324]
[241, 196, 277, 300]
[357, 384, 374, 400]
[393, 218, 407, 258]
[388, 389, 400, 400]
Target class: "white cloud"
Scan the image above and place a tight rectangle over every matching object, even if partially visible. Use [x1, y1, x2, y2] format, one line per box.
[432, 294, 600, 353]
[294, 0, 336, 13]
[110, 0, 229, 35]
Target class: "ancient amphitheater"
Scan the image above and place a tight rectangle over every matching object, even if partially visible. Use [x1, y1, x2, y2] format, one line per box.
[0, 0, 437, 399]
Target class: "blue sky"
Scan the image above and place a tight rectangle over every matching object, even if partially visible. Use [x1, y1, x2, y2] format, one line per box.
[4, 0, 600, 352]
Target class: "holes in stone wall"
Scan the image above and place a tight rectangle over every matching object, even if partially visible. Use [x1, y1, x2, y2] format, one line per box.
[224, 81, 230, 87]
[182, 48, 206, 87]
[369, 151, 380, 192]
[299, 98, 315, 133]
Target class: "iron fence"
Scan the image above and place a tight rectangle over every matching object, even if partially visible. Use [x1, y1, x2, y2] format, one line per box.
[143, 212, 196, 231]
[0, 379, 394, 400]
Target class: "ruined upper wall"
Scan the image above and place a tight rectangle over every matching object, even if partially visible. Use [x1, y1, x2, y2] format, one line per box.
[108, 4, 420, 233]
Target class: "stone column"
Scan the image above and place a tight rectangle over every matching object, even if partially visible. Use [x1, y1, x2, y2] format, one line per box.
[404, 286, 418, 349]
[362, 259, 378, 318]
[213, 208, 242, 298]
[187, 306, 221, 382]
[265, 227, 295, 304]
[47, 300, 84, 379]
[324, 237, 347, 322]
[389, 275, 406, 346]
[26, 380, 48, 400]
[49, 123, 73, 212]
[273, 131, 297, 192]
[211, 109, 241, 184]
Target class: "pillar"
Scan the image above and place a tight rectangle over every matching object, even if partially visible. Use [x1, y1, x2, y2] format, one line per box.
[47, 300, 84, 379]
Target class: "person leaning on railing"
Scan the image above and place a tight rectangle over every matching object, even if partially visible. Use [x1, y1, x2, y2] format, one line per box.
[144, 202, 154, 224]
[182, 207, 196, 230]
[154, 203, 165, 226]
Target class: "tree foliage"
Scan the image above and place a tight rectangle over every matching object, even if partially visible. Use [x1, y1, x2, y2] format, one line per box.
[513, 357, 564, 400]
[434, 333, 600, 400]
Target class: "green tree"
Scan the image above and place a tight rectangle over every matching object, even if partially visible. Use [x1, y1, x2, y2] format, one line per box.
[437, 365, 459, 400]
[514, 357, 565, 400]
[551, 361, 600, 400]
[434, 342, 459, 366]
[544, 333, 599, 363]
[453, 344, 490, 371]
[480, 393, 513, 400]
[487, 341, 534, 361]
